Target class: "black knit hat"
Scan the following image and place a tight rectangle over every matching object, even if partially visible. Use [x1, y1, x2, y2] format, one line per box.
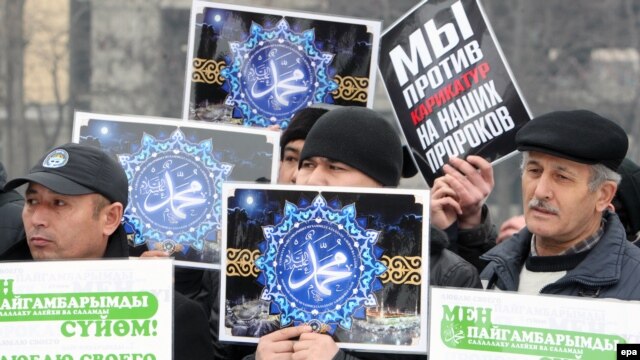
[516, 110, 628, 171]
[5, 143, 129, 207]
[299, 107, 403, 186]
[280, 107, 328, 160]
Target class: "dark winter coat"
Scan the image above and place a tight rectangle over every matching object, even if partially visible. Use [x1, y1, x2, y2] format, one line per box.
[480, 211, 640, 300]
[0, 162, 25, 254]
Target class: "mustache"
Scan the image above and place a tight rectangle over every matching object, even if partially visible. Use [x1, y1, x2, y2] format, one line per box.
[27, 229, 52, 241]
[528, 198, 559, 214]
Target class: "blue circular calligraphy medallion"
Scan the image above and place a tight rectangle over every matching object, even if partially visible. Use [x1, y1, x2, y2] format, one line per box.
[256, 194, 386, 331]
[275, 221, 361, 313]
[221, 19, 338, 128]
[241, 43, 314, 119]
[131, 153, 214, 233]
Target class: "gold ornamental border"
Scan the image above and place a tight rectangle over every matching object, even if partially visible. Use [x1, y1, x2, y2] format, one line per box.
[225, 249, 421, 285]
[332, 75, 369, 103]
[379, 255, 422, 285]
[191, 58, 226, 85]
[226, 248, 260, 278]
[190, 60, 369, 104]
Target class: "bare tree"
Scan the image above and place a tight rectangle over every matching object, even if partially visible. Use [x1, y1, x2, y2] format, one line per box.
[4, 0, 26, 175]
[623, 0, 640, 161]
[24, 5, 71, 151]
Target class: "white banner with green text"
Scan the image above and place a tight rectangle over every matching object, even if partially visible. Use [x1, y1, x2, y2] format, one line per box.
[0, 259, 173, 360]
[430, 287, 640, 359]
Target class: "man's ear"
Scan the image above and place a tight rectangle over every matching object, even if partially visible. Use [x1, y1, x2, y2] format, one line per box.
[102, 202, 124, 236]
[596, 181, 617, 212]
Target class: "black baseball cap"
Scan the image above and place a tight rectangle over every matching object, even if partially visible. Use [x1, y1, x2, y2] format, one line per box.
[5, 143, 129, 207]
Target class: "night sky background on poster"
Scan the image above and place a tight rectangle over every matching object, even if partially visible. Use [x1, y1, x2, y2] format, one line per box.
[225, 188, 426, 345]
[78, 120, 274, 182]
[188, 6, 376, 121]
[379, 0, 531, 186]
[77, 118, 276, 264]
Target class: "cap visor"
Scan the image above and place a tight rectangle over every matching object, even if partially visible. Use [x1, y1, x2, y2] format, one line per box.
[4, 172, 94, 195]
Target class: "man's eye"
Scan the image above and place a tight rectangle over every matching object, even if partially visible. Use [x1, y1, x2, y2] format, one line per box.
[301, 161, 315, 169]
[54, 200, 66, 206]
[284, 156, 298, 163]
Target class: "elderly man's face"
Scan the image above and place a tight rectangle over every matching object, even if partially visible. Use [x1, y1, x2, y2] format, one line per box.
[521, 152, 613, 251]
[296, 156, 381, 187]
[22, 183, 115, 260]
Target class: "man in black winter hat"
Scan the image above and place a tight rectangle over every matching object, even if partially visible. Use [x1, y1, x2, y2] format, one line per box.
[277, 107, 328, 184]
[251, 107, 480, 360]
[480, 110, 640, 300]
[295, 106, 404, 187]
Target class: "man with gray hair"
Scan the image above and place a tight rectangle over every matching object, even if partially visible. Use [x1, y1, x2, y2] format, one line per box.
[480, 110, 640, 299]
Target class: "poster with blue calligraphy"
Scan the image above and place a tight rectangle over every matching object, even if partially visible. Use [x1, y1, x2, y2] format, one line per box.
[72, 112, 279, 269]
[379, 0, 532, 186]
[220, 183, 430, 354]
[182, 1, 381, 128]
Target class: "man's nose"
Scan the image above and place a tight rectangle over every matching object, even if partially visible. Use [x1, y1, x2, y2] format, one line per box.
[304, 168, 329, 186]
[533, 174, 553, 200]
[28, 210, 48, 229]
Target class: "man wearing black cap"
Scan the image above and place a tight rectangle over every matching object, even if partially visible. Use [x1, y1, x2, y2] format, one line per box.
[2, 143, 129, 260]
[480, 110, 640, 299]
[278, 107, 328, 184]
[295, 106, 404, 187]
[1, 143, 215, 359]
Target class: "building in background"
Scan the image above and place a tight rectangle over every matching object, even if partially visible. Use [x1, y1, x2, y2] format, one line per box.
[2, 0, 640, 225]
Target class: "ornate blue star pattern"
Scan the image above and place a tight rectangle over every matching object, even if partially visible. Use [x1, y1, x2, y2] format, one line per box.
[255, 194, 386, 333]
[118, 129, 233, 253]
[221, 19, 338, 128]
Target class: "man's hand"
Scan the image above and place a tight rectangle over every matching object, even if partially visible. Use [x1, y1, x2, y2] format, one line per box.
[440, 155, 494, 229]
[256, 325, 313, 360]
[430, 177, 463, 230]
[293, 332, 339, 360]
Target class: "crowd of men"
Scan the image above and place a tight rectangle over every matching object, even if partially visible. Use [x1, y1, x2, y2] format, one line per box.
[1, 105, 639, 359]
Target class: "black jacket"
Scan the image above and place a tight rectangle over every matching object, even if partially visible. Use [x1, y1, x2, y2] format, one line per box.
[0, 162, 25, 254]
[174, 291, 215, 360]
[0, 225, 214, 360]
[445, 205, 497, 272]
[429, 226, 482, 289]
[480, 211, 640, 299]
